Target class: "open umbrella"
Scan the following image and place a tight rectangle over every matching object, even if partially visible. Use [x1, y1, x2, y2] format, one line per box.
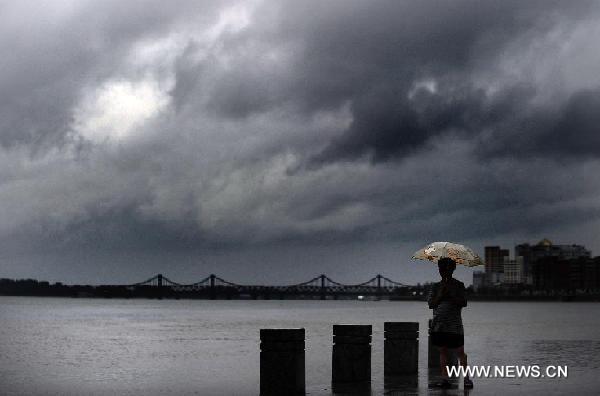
[412, 241, 484, 267]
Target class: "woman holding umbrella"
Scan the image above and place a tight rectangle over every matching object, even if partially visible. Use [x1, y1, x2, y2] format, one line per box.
[413, 242, 482, 389]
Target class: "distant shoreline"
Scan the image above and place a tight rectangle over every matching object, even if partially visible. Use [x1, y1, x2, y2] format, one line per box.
[467, 295, 600, 302]
[1, 293, 598, 302]
[3, 277, 599, 302]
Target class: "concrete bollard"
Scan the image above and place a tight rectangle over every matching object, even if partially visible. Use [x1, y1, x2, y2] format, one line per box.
[260, 328, 305, 395]
[331, 324, 372, 389]
[384, 322, 419, 375]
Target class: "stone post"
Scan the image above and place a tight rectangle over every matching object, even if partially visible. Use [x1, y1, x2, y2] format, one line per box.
[332, 324, 372, 391]
[384, 322, 419, 375]
[260, 328, 305, 395]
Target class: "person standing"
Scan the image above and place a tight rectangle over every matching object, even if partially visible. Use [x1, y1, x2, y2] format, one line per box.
[428, 257, 474, 389]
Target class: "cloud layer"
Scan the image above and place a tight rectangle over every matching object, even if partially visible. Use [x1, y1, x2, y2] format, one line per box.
[2, 0, 600, 283]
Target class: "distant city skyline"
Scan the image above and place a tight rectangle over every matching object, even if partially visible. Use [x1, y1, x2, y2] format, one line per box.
[2, 1, 600, 285]
[474, 238, 594, 289]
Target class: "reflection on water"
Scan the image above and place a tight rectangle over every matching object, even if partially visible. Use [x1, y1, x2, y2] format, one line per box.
[384, 374, 419, 395]
[526, 340, 600, 369]
[1, 298, 599, 395]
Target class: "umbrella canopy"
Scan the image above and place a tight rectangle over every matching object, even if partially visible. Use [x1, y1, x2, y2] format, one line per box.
[412, 241, 484, 267]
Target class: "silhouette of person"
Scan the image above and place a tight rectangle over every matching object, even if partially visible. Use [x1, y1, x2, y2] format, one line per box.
[427, 257, 473, 389]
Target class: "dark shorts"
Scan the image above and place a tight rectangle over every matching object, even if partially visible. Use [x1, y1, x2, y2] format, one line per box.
[431, 332, 464, 349]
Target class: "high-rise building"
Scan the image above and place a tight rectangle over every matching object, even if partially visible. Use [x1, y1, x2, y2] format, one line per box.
[516, 239, 591, 286]
[485, 246, 509, 273]
[532, 256, 600, 291]
[503, 256, 524, 284]
[480, 246, 510, 287]
[516, 238, 591, 263]
[477, 240, 593, 290]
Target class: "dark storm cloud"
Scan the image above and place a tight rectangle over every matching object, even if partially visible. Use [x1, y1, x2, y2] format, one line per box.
[313, 83, 536, 162]
[2, 0, 600, 282]
[174, 0, 600, 162]
[296, 0, 600, 163]
[541, 88, 600, 156]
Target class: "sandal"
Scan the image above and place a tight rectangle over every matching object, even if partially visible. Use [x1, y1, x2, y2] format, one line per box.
[434, 379, 453, 389]
[464, 378, 474, 388]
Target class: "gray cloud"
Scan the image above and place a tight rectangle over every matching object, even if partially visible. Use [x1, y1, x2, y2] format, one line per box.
[0, 0, 227, 149]
[1, 0, 600, 283]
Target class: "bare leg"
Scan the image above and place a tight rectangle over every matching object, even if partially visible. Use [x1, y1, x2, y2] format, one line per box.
[439, 346, 449, 378]
[457, 347, 468, 376]
[457, 346, 473, 388]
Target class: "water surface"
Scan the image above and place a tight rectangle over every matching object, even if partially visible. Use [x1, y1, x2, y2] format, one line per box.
[1, 297, 599, 395]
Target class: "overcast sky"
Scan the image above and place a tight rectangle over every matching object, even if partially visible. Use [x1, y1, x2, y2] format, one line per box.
[1, 0, 600, 285]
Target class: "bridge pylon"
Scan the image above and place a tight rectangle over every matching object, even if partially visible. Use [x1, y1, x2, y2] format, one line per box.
[320, 274, 326, 300]
[210, 274, 216, 300]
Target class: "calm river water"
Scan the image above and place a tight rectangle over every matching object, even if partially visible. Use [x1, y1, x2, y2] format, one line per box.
[1, 297, 599, 395]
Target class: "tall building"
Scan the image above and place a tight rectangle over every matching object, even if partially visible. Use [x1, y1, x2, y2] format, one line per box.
[480, 246, 509, 287]
[532, 256, 600, 291]
[485, 246, 509, 273]
[516, 239, 591, 286]
[477, 240, 593, 290]
[503, 256, 524, 284]
[516, 238, 591, 263]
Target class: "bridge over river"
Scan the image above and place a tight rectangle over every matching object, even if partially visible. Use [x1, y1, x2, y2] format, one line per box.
[127, 274, 425, 300]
